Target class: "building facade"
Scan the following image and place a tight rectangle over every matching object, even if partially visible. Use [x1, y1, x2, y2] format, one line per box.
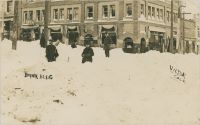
[21, 0, 181, 51]
[1, 0, 15, 39]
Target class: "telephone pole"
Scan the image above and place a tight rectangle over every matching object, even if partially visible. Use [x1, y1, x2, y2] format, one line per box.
[170, 0, 174, 53]
[44, 0, 49, 48]
[12, 0, 19, 50]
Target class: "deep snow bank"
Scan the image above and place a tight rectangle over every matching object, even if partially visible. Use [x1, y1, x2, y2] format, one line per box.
[1, 39, 200, 125]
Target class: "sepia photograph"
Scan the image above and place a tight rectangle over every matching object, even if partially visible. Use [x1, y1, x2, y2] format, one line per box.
[0, 0, 200, 125]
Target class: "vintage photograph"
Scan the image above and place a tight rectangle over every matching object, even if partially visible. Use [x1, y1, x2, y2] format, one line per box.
[0, 0, 200, 125]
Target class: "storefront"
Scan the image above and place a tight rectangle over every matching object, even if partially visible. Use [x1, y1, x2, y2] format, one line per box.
[100, 25, 117, 45]
[49, 25, 62, 42]
[20, 25, 40, 41]
[66, 26, 79, 45]
[3, 18, 13, 39]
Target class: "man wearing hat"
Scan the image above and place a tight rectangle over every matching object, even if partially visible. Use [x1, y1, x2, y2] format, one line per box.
[45, 40, 59, 62]
[81, 44, 94, 63]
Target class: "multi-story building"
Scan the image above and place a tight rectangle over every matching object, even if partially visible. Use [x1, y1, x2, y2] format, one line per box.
[21, 0, 181, 50]
[1, 0, 15, 39]
[194, 13, 200, 54]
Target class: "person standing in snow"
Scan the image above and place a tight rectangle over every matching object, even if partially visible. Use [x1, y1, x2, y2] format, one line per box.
[103, 32, 112, 57]
[31, 30, 35, 41]
[81, 44, 94, 63]
[46, 40, 59, 62]
[40, 31, 46, 48]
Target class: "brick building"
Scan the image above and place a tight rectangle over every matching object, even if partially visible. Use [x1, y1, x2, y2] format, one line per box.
[21, 0, 181, 50]
[1, 0, 15, 39]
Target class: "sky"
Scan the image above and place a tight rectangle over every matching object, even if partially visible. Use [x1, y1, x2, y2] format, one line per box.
[183, 0, 200, 19]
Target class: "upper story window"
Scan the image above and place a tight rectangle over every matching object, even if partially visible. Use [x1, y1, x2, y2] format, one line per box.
[126, 3, 132, 17]
[53, 9, 59, 20]
[152, 7, 155, 17]
[148, 6, 151, 17]
[174, 13, 178, 23]
[23, 11, 28, 23]
[67, 7, 80, 21]
[73, 7, 79, 20]
[141, 4, 145, 16]
[29, 11, 33, 20]
[23, 10, 33, 24]
[86, 6, 94, 19]
[36, 10, 41, 21]
[67, 8, 73, 20]
[110, 5, 116, 18]
[59, 8, 64, 20]
[7, 0, 12, 13]
[166, 11, 170, 22]
[102, 5, 116, 18]
[160, 9, 163, 20]
[157, 8, 160, 19]
[102, 5, 108, 18]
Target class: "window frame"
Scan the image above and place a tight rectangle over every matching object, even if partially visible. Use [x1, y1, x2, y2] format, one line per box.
[126, 3, 133, 17]
[86, 5, 94, 19]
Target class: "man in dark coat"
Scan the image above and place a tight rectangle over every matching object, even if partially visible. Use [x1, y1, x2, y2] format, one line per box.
[82, 44, 94, 63]
[40, 32, 46, 48]
[103, 33, 112, 57]
[46, 40, 59, 62]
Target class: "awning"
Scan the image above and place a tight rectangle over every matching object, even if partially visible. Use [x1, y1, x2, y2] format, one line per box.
[49, 25, 61, 31]
[101, 25, 116, 32]
[149, 26, 165, 33]
[21, 25, 39, 29]
[66, 26, 79, 32]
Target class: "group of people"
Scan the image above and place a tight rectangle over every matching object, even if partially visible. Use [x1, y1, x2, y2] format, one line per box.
[42, 32, 112, 63]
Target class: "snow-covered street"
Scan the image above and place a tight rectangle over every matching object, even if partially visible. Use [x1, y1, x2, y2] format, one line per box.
[1, 39, 200, 125]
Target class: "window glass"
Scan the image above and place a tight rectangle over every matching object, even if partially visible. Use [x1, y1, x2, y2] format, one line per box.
[103, 5, 108, 18]
[126, 3, 132, 17]
[110, 5, 116, 17]
[67, 8, 73, 20]
[87, 6, 93, 19]
[74, 7, 79, 20]
[59, 8, 64, 19]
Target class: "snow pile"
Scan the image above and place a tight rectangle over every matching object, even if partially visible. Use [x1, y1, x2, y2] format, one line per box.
[1, 39, 200, 125]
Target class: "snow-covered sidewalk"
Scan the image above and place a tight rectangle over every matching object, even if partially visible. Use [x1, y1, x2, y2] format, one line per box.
[1, 39, 200, 125]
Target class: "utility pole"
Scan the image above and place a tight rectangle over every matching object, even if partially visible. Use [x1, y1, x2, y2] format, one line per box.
[44, 0, 49, 48]
[170, 0, 174, 53]
[182, 12, 191, 54]
[12, 0, 19, 50]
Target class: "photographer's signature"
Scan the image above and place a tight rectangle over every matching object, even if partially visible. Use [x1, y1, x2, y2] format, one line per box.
[170, 65, 186, 83]
[24, 72, 53, 80]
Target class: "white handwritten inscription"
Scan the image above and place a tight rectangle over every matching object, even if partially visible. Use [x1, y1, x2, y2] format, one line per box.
[24, 72, 53, 80]
[170, 65, 186, 83]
